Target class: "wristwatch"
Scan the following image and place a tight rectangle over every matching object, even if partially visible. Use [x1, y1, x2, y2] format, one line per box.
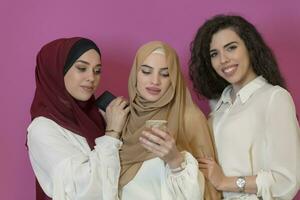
[170, 159, 187, 173]
[236, 176, 246, 192]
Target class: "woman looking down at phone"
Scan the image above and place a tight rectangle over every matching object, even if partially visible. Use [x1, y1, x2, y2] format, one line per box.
[27, 37, 129, 200]
[119, 41, 220, 200]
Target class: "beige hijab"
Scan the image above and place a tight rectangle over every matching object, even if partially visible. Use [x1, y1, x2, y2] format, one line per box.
[120, 41, 220, 199]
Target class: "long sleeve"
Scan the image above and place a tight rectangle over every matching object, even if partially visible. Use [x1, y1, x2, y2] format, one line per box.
[256, 88, 300, 199]
[27, 117, 121, 200]
[163, 151, 205, 200]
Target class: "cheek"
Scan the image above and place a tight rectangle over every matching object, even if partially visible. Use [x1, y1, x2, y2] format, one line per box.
[210, 59, 219, 72]
[64, 74, 75, 92]
[137, 73, 146, 90]
[94, 75, 101, 87]
[136, 80, 144, 95]
[161, 79, 171, 91]
[63, 78, 77, 98]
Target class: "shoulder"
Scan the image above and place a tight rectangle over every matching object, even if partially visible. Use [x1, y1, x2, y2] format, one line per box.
[27, 116, 68, 144]
[257, 85, 297, 117]
[259, 84, 289, 97]
[263, 85, 294, 105]
[28, 116, 62, 132]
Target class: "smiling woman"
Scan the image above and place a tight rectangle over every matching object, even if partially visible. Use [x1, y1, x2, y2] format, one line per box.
[27, 37, 129, 200]
[209, 28, 257, 96]
[189, 14, 300, 200]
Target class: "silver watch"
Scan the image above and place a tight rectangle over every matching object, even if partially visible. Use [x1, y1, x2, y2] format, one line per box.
[236, 176, 246, 192]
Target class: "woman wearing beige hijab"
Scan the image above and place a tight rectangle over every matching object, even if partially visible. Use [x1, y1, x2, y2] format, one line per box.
[119, 41, 220, 200]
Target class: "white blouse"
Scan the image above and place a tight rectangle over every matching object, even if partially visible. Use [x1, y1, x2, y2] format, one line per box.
[27, 116, 122, 200]
[211, 76, 300, 199]
[120, 151, 205, 200]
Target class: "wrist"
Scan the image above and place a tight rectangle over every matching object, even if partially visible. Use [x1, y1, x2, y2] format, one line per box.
[105, 129, 121, 139]
[167, 153, 184, 169]
[216, 175, 228, 191]
[105, 128, 121, 133]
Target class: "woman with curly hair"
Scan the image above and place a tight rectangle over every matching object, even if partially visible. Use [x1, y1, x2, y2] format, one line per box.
[189, 15, 300, 199]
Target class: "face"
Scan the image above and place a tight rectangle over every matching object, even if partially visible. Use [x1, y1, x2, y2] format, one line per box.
[209, 28, 257, 90]
[137, 52, 171, 102]
[64, 49, 101, 101]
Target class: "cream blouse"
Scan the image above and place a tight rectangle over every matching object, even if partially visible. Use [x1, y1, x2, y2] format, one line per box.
[211, 76, 300, 199]
[120, 151, 205, 200]
[27, 116, 122, 200]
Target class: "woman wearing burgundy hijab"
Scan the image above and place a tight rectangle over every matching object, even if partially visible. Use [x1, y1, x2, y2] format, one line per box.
[27, 37, 129, 200]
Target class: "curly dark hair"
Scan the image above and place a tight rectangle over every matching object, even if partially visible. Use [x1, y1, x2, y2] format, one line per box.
[189, 14, 285, 99]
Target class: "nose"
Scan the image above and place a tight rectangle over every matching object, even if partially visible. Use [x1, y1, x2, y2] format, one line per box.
[151, 73, 161, 85]
[220, 52, 229, 64]
[86, 70, 95, 82]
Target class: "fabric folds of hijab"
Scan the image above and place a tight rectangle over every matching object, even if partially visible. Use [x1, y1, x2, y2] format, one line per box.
[119, 41, 220, 199]
[30, 37, 106, 200]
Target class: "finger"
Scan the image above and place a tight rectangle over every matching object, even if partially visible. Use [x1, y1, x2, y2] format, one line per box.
[139, 135, 160, 148]
[197, 158, 213, 164]
[139, 135, 168, 153]
[123, 106, 130, 114]
[198, 163, 209, 169]
[140, 142, 164, 157]
[112, 96, 124, 106]
[151, 127, 170, 140]
[141, 131, 165, 146]
[206, 156, 213, 161]
[119, 100, 129, 109]
[107, 98, 118, 108]
[139, 137, 164, 156]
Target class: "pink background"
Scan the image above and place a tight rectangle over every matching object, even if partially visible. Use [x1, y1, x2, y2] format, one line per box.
[1, 0, 299, 199]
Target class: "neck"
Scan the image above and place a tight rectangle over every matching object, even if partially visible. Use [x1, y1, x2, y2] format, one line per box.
[231, 69, 257, 102]
[232, 69, 257, 96]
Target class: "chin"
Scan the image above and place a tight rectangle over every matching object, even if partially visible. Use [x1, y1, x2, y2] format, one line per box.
[140, 90, 162, 102]
[222, 75, 239, 85]
[75, 95, 93, 101]
[142, 95, 158, 102]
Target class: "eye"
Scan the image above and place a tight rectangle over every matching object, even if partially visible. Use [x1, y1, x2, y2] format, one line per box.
[227, 45, 237, 51]
[141, 69, 151, 75]
[160, 70, 169, 77]
[210, 52, 218, 58]
[76, 65, 87, 72]
[94, 67, 101, 74]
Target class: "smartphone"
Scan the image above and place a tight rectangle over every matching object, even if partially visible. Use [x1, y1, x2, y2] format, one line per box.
[95, 91, 116, 111]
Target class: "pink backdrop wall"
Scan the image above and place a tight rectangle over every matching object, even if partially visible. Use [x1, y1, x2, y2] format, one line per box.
[1, 0, 299, 199]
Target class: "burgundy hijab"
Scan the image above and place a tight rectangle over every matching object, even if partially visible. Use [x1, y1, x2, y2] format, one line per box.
[30, 37, 106, 199]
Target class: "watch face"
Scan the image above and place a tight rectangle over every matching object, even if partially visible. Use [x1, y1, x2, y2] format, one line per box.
[236, 177, 246, 187]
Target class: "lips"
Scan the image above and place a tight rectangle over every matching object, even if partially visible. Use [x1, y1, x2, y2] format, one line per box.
[81, 85, 94, 93]
[221, 64, 238, 77]
[146, 86, 161, 95]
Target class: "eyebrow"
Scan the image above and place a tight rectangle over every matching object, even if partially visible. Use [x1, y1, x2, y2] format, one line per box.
[141, 64, 168, 70]
[210, 41, 238, 53]
[224, 41, 238, 48]
[75, 60, 102, 67]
